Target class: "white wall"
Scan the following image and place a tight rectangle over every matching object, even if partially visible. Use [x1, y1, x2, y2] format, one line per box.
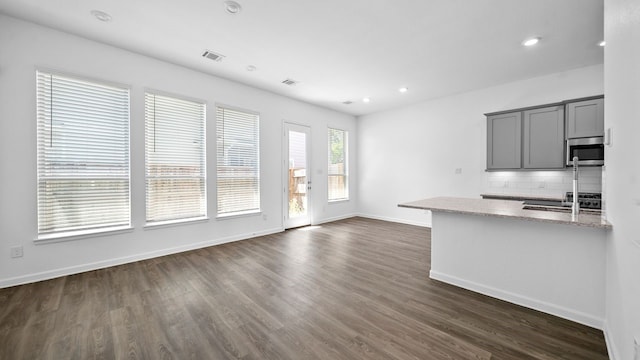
[357, 64, 604, 227]
[603, 1, 640, 359]
[0, 15, 357, 287]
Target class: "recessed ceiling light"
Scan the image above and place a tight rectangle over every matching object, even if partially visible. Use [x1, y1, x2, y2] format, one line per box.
[246, 65, 257, 72]
[362, 97, 371, 103]
[90, 10, 112, 22]
[399, 87, 408, 93]
[522, 37, 540, 47]
[599, 40, 606, 47]
[224, 1, 242, 14]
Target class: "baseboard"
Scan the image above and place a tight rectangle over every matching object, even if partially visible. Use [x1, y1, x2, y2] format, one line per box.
[357, 213, 430, 228]
[602, 322, 620, 360]
[313, 213, 357, 225]
[0, 227, 284, 289]
[429, 270, 604, 330]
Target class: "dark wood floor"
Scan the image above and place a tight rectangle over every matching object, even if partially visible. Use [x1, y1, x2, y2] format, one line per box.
[0, 217, 608, 359]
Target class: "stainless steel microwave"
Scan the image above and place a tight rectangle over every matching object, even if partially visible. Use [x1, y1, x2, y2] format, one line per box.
[566, 137, 604, 166]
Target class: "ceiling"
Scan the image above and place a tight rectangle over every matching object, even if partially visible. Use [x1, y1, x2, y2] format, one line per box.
[0, 0, 604, 116]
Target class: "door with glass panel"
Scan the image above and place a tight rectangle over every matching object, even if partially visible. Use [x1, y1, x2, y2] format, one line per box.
[284, 123, 311, 229]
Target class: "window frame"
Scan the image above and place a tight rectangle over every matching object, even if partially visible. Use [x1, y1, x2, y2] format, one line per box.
[215, 104, 261, 218]
[35, 69, 132, 241]
[327, 127, 349, 202]
[144, 89, 208, 226]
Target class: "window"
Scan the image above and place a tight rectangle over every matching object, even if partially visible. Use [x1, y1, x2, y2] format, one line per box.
[145, 92, 206, 224]
[328, 128, 348, 201]
[36, 71, 130, 236]
[216, 106, 260, 216]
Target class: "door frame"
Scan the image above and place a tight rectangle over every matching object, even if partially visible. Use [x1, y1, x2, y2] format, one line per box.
[282, 121, 312, 229]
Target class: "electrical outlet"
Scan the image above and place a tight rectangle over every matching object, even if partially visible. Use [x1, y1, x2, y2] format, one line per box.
[634, 335, 639, 360]
[538, 181, 546, 189]
[503, 181, 509, 188]
[10, 246, 23, 258]
[455, 168, 462, 174]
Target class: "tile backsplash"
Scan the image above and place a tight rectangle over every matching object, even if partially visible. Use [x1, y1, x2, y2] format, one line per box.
[485, 168, 602, 198]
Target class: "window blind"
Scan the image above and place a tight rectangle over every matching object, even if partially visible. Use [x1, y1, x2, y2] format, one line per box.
[328, 128, 348, 201]
[145, 93, 206, 223]
[216, 106, 260, 215]
[36, 71, 130, 235]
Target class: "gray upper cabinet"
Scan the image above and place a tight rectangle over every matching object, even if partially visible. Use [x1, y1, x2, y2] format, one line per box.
[566, 97, 604, 138]
[523, 106, 565, 169]
[486, 95, 601, 170]
[487, 112, 522, 169]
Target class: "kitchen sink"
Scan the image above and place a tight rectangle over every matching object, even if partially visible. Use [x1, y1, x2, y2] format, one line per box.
[522, 203, 601, 215]
[522, 199, 566, 207]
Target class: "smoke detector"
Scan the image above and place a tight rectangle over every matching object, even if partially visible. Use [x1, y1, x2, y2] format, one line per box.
[202, 50, 225, 62]
[281, 79, 298, 86]
[224, 1, 242, 14]
[90, 10, 112, 22]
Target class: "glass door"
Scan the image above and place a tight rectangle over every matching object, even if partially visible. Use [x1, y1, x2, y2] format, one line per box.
[284, 123, 311, 229]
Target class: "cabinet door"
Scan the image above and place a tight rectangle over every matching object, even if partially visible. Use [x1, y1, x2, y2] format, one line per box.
[487, 112, 522, 169]
[523, 106, 565, 169]
[566, 98, 604, 138]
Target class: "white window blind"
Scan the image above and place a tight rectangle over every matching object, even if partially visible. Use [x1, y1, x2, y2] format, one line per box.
[145, 93, 207, 223]
[216, 106, 260, 215]
[328, 128, 348, 201]
[36, 71, 130, 236]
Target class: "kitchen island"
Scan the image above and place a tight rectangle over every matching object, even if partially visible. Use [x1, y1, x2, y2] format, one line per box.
[398, 197, 611, 329]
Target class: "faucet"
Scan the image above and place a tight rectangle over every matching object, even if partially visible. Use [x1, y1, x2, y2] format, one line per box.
[572, 156, 579, 216]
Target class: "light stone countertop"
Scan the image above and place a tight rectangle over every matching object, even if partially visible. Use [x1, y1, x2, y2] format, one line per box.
[398, 197, 612, 229]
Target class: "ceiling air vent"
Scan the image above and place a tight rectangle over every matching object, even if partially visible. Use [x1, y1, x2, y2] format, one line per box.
[202, 50, 225, 62]
[342, 101, 353, 105]
[281, 78, 298, 86]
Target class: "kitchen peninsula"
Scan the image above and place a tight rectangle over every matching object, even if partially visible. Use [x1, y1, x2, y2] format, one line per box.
[399, 197, 611, 329]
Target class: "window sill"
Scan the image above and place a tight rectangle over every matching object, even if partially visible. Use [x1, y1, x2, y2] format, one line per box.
[35, 225, 134, 245]
[144, 216, 209, 229]
[329, 198, 350, 204]
[216, 210, 261, 220]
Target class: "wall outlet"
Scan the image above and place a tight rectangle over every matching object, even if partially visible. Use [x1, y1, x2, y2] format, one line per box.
[455, 168, 462, 174]
[503, 181, 509, 188]
[538, 181, 546, 189]
[10, 246, 23, 258]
